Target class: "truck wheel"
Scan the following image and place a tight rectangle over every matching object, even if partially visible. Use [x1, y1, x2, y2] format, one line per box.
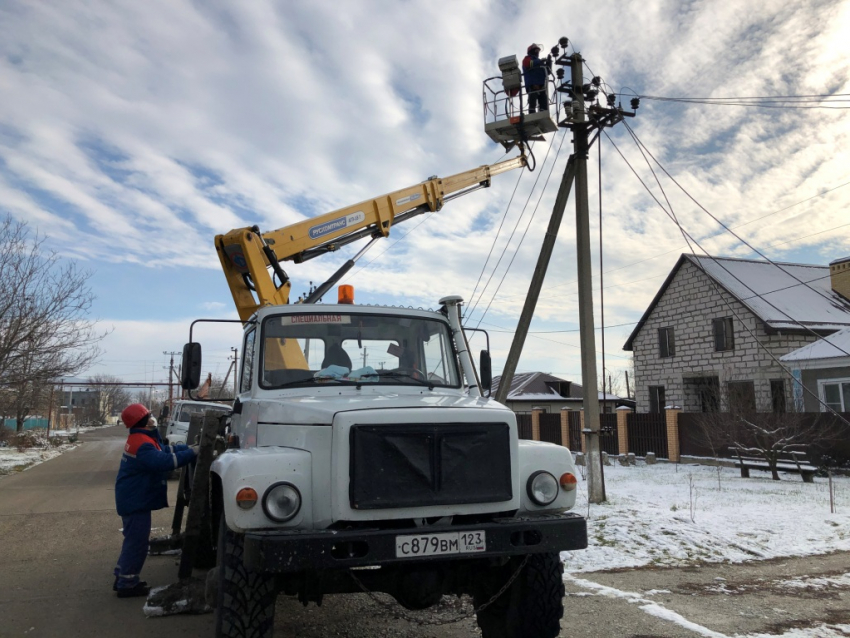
[215, 518, 277, 638]
[474, 552, 565, 638]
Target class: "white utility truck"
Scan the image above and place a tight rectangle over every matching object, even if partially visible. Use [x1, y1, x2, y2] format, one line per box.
[181, 47, 586, 637]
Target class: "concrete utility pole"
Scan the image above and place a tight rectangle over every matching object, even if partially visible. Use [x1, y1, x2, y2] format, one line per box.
[164, 351, 180, 409]
[570, 52, 605, 504]
[495, 154, 577, 405]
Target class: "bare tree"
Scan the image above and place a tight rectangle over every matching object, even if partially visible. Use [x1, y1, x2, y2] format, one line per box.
[81, 376, 131, 425]
[0, 215, 105, 431]
[692, 384, 843, 480]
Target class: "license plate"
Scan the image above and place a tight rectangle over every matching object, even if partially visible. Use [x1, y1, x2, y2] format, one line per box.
[395, 530, 486, 557]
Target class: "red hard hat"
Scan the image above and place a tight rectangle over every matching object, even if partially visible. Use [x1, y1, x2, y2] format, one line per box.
[121, 403, 151, 428]
[527, 43, 541, 53]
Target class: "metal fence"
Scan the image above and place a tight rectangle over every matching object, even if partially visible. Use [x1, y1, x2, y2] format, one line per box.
[517, 413, 533, 440]
[600, 413, 619, 455]
[627, 412, 668, 458]
[539, 413, 562, 445]
[566, 411, 619, 454]
[678, 411, 850, 466]
[568, 411, 582, 451]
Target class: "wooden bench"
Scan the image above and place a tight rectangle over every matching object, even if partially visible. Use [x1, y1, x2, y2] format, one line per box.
[729, 448, 817, 483]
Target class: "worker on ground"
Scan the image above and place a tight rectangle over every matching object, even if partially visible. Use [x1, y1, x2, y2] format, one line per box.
[522, 43, 550, 114]
[113, 403, 198, 598]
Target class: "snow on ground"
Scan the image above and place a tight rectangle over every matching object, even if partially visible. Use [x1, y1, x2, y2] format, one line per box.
[563, 460, 850, 573]
[0, 426, 104, 475]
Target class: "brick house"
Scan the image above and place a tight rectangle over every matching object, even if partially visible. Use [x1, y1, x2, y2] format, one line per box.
[623, 254, 850, 413]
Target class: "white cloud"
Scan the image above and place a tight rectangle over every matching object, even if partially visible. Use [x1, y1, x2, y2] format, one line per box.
[0, 0, 848, 382]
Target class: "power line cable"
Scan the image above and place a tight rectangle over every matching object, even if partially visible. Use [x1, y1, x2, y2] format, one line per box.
[605, 129, 850, 423]
[623, 119, 850, 358]
[467, 160, 527, 309]
[465, 130, 564, 321]
[470, 128, 571, 328]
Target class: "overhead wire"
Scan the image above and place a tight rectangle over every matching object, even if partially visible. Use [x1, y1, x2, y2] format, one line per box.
[605, 127, 850, 424]
[469, 128, 571, 329]
[622, 119, 850, 359]
[467, 159, 527, 311]
[464, 129, 564, 322]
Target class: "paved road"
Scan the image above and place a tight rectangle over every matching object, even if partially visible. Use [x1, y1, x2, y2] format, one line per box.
[2, 427, 849, 638]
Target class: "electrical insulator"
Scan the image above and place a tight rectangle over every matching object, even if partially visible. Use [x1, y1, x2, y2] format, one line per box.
[550, 45, 560, 56]
[607, 93, 616, 106]
[558, 36, 569, 48]
[630, 97, 640, 110]
[586, 89, 598, 101]
[582, 83, 591, 93]
[592, 76, 601, 87]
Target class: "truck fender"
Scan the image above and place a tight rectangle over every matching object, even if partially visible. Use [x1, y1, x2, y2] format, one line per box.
[212, 447, 313, 533]
[516, 440, 579, 513]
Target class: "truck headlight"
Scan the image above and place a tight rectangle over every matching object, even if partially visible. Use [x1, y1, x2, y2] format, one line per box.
[526, 471, 559, 506]
[262, 482, 302, 522]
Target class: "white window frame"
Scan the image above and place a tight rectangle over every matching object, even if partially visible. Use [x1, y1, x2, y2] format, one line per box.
[817, 377, 850, 412]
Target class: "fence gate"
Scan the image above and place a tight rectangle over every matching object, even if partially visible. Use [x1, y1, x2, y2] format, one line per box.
[627, 413, 668, 458]
[539, 413, 562, 445]
[517, 413, 533, 440]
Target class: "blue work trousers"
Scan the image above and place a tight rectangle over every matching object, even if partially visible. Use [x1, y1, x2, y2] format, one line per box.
[113, 511, 151, 589]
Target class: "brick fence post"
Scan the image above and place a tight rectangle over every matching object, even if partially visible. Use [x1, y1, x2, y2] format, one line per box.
[665, 406, 681, 462]
[616, 406, 631, 456]
[561, 408, 570, 449]
[579, 410, 586, 453]
[531, 408, 542, 442]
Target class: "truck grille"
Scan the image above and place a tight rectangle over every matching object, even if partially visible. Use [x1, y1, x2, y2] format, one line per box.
[349, 423, 512, 510]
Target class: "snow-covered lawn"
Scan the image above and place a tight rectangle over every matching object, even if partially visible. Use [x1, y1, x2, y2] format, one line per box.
[564, 460, 850, 573]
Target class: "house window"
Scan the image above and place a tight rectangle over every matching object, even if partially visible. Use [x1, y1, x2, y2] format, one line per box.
[819, 378, 850, 413]
[727, 381, 756, 413]
[712, 317, 734, 352]
[658, 327, 675, 358]
[770, 379, 786, 414]
[648, 386, 665, 414]
[697, 377, 720, 413]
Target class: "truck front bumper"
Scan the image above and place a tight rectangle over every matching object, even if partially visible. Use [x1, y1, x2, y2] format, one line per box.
[243, 512, 587, 573]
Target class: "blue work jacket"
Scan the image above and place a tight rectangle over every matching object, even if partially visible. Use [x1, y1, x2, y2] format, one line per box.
[115, 427, 195, 516]
[522, 54, 547, 87]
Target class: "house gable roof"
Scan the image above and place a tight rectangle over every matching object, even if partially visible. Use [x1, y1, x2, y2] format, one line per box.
[780, 326, 850, 363]
[490, 372, 619, 402]
[623, 254, 850, 351]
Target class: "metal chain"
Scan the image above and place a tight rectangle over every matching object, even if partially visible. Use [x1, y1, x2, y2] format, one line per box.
[348, 554, 530, 627]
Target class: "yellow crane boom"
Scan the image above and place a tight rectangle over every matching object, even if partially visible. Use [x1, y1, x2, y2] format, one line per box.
[216, 153, 527, 322]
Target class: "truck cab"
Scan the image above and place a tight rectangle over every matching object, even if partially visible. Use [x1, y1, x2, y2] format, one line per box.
[163, 400, 231, 445]
[190, 295, 587, 638]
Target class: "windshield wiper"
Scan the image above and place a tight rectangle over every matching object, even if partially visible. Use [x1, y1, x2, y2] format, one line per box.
[370, 371, 434, 390]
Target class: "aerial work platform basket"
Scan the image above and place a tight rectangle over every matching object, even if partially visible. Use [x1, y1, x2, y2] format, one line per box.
[483, 54, 558, 150]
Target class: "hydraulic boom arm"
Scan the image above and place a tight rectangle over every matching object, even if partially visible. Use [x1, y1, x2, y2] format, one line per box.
[216, 153, 527, 322]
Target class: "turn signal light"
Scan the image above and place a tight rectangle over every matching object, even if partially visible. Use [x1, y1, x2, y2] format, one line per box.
[559, 473, 577, 491]
[338, 285, 355, 304]
[236, 487, 258, 509]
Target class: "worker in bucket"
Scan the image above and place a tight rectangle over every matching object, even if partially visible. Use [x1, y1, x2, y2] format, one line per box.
[113, 403, 198, 598]
[522, 43, 550, 114]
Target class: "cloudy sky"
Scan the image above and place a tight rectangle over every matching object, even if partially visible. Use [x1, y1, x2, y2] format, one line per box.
[1, 0, 848, 391]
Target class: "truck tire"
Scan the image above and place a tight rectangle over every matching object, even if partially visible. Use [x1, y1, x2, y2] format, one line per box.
[215, 518, 277, 638]
[474, 552, 565, 638]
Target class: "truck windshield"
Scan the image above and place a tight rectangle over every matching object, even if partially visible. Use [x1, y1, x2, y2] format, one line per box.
[259, 312, 461, 389]
[176, 403, 231, 422]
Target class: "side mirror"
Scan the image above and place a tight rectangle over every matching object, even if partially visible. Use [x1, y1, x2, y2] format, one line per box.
[479, 350, 492, 395]
[159, 405, 170, 420]
[181, 342, 202, 390]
